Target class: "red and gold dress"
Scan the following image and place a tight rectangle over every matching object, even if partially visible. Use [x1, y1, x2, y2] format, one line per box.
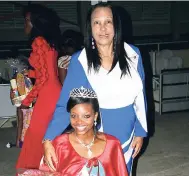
[16, 36, 62, 169]
[39, 133, 128, 176]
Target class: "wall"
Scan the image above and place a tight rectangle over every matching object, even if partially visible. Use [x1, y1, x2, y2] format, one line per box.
[0, 26, 80, 42]
[0, 1, 80, 41]
[0, 1, 189, 41]
[172, 49, 189, 68]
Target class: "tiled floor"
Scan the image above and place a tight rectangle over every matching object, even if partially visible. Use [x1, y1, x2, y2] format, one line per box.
[136, 112, 189, 176]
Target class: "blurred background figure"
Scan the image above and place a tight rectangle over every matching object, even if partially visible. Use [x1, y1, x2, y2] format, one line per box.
[58, 29, 84, 85]
[16, 3, 62, 170]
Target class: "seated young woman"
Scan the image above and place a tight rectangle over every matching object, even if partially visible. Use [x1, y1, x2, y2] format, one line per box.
[19, 87, 128, 176]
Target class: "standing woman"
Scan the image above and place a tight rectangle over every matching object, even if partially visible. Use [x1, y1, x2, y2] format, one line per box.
[43, 2, 147, 174]
[16, 4, 62, 169]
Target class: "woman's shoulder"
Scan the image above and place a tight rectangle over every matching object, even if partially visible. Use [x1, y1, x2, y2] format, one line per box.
[70, 50, 83, 62]
[98, 132, 121, 145]
[31, 36, 50, 51]
[58, 55, 71, 68]
[128, 44, 139, 52]
[53, 133, 69, 146]
[124, 42, 140, 56]
[58, 55, 71, 61]
[68, 49, 85, 68]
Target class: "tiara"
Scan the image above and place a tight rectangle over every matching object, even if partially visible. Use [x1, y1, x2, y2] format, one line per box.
[70, 86, 97, 99]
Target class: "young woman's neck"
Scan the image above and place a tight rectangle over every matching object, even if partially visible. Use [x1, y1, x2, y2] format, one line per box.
[75, 129, 95, 144]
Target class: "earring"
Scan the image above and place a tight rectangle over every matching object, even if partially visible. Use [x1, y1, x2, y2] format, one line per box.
[94, 120, 97, 126]
[92, 37, 95, 49]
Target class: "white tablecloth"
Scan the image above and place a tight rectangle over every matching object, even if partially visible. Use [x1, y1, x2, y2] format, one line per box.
[0, 84, 16, 117]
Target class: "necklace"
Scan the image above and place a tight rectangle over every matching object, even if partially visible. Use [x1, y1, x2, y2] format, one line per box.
[75, 133, 96, 157]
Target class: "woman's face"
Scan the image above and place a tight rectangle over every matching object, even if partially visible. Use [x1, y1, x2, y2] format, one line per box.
[70, 103, 98, 135]
[24, 12, 33, 35]
[91, 7, 114, 47]
[62, 46, 75, 56]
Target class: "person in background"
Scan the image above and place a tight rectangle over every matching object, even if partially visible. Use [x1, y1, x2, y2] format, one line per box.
[9, 47, 25, 148]
[58, 30, 84, 85]
[16, 3, 62, 170]
[15, 107, 23, 147]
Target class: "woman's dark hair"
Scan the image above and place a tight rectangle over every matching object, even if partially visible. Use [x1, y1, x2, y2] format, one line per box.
[84, 2, 131, 78]
[65, 96, 101, 132]
[23, 4, 61, 51]
[61, 29, 84, 53]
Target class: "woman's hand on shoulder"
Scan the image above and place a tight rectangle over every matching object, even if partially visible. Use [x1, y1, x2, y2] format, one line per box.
[43, 140, 58, 171]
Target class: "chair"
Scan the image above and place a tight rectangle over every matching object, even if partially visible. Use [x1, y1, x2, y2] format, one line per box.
[153, 68, 189, 114]
[0, 84, 17, 128]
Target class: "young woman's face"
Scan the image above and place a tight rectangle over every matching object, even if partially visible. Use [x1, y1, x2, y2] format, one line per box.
[24, 12, 33, 35]
[70, 103, 98, 135]
[91, 7, 114, 47]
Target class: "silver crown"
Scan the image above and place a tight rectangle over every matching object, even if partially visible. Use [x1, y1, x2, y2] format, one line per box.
[70, 86, 97, 99]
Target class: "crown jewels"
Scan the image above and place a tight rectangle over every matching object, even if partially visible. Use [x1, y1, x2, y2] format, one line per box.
[70, 86, 97, 99]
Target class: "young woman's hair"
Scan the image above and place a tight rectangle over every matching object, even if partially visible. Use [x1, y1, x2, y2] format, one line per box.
[66, 96, 101, 131]
[23, 4, 61, 51]
[84, 2, 131, 78]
